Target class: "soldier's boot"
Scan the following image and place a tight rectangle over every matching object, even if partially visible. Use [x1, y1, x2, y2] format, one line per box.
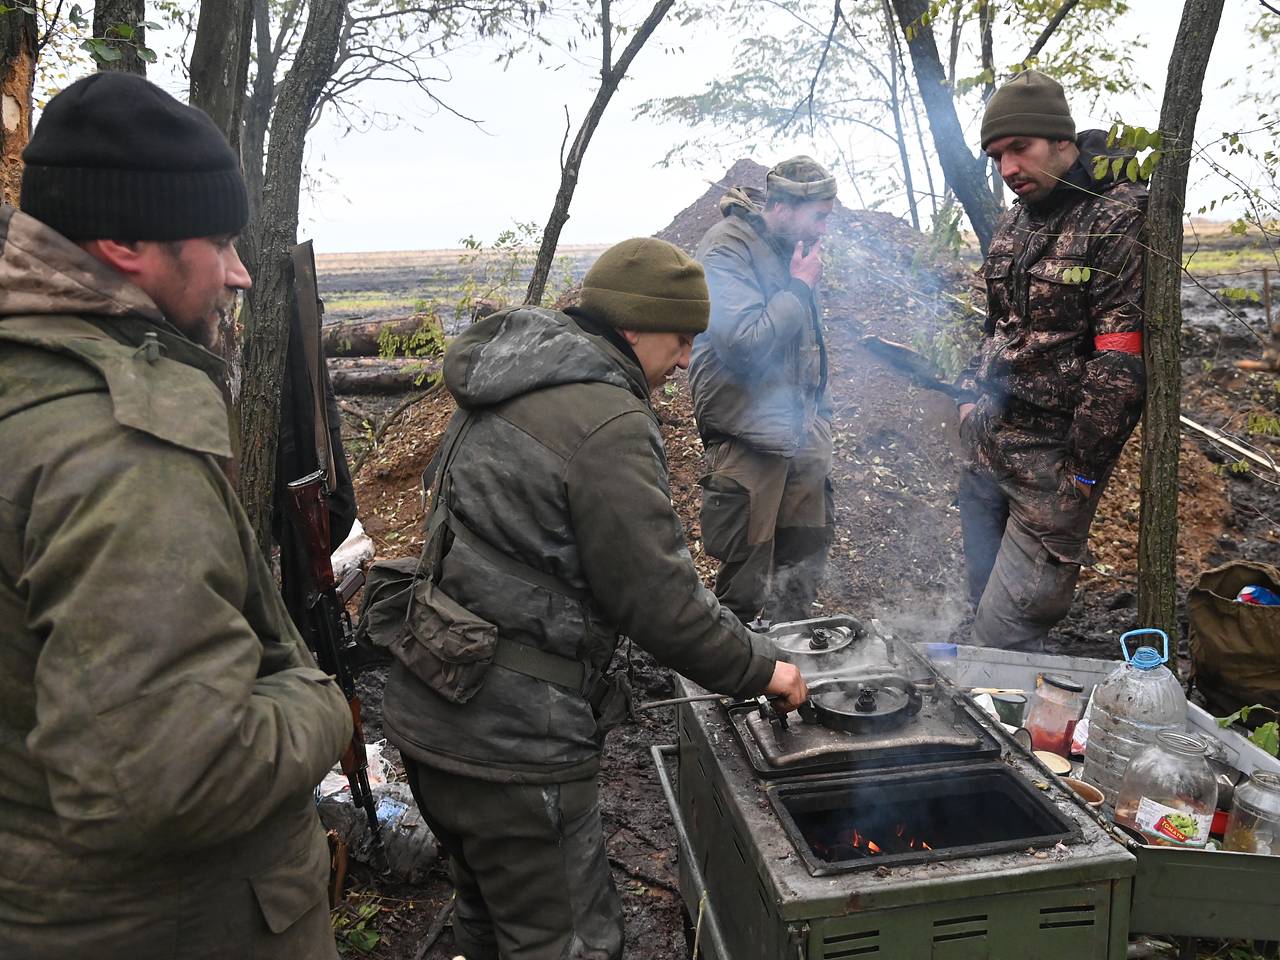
[972, 518, 1080, 651]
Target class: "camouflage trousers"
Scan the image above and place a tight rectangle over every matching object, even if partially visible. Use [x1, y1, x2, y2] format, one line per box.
[699, 421, 835, 624]
[959, 453, 1108, 651]
[403, 759, 622, 960]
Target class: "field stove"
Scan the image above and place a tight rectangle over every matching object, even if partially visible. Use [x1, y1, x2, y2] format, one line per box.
[653, 617, 1136, 960]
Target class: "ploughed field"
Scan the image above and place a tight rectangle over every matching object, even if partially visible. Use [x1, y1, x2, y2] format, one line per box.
[324, 169, 1280, 957]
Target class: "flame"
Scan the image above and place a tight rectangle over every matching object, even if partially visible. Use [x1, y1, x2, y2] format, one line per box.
[867, 840, 882, 854]
[923, 841, 932, 850]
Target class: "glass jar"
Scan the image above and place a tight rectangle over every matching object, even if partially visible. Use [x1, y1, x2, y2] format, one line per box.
[1115, 732, 1218, 848]
[1025, 673, 1084, 756]
[1223, 772, 1280, 856]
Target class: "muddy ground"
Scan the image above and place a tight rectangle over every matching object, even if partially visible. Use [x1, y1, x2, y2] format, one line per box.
[323, 167, 1280, 958]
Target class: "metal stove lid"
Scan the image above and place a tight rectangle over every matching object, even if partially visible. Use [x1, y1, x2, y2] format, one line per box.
[771, 624, 857, 657]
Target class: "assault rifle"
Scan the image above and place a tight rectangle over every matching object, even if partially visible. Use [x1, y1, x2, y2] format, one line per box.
[282, 241, 386, 871]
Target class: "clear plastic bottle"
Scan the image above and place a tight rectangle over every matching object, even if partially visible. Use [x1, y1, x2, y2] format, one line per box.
[1223, 772, 1280, 856]
[1083, 629, 1187, 808]
[1115, 731, 1218, 848]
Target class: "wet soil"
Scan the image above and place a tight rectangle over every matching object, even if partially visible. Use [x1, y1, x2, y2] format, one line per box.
[328, 166, 1279, 958]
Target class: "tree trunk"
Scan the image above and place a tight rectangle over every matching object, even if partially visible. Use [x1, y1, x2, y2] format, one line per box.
[190, 0, 254, 157]
[881, 0, 919, 231]
[93, 0, 147, 75]
[322, 314, 441, 358]
[1137, 0, 1225, 639]
[328, 356, 442, 394]
[237, 0, 347, 553]
[889, 0, 1000, 252]
[526, 0, 673, 305]
[0, 7, 37, 206]
[189, 0, 255, 482]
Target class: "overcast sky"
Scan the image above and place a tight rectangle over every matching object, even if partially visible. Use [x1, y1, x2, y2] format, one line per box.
[141, 1, 1271, 253]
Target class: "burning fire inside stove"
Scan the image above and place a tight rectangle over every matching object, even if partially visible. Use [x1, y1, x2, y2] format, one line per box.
[816, 823, 934, 861]
[770, 763, 1080, 874]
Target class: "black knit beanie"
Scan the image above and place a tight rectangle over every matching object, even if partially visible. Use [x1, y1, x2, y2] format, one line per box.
[579, 238, 709, 334]
[20, 73, 248, 242]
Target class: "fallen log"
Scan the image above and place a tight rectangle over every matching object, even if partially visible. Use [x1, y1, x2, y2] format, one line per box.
[321, 314, 442, 357]
[328, 357, 442, 394]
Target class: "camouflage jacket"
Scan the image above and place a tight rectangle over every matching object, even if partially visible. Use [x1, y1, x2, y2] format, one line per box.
[382, 307, 776, 784]
[0, 206, 351, 957]
[689, 188, 831, 457]
[957, 130, 1147, 485]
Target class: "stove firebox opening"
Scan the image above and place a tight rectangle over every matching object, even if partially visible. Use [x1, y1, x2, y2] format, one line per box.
[771, 763, 1080, 875]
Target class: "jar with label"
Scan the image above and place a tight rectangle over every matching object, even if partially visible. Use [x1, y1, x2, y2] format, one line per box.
[1025, 673, 1084, 757]
[1115, 731, 1218, 848]
[1223, 772, 1280, 856]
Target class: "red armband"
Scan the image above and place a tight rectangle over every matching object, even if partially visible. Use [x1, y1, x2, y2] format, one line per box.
[1094, 332, 1142, 355]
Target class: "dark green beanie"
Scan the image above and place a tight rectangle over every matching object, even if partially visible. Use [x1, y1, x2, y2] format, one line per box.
[579, 238, 709, 333]
[766, 155, 837, 203]
[980, 70, 1075, 149]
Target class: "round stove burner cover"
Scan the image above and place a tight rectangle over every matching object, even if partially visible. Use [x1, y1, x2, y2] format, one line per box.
[800, 676, 923, 734]
[771, 624, 858, 659]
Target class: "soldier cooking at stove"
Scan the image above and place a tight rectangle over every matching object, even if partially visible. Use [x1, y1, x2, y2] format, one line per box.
[379, 238, 808, 960]
[691, 156, 837, 626]
[955, 70, 1147, 650]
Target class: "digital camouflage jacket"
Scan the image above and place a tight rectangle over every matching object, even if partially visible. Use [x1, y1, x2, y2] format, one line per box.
[957, 129, 1148, 487]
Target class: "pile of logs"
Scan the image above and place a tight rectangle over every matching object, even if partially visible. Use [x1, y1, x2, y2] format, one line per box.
[323, 313, 443, 394]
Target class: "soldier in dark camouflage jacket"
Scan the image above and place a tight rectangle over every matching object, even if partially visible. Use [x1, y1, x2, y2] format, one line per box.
[955, 70, 1146, 650]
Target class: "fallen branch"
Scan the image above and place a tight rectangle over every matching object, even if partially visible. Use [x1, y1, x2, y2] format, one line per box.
[412, 896, 455, 960]
[1180, 413, 1280, 475]
[607, 855, 680, 895]
[322, 314, 440, 357]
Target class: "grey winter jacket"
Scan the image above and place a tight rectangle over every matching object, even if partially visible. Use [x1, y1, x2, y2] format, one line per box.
[689, 191, 830, 457]
[382, 307, 777, 783]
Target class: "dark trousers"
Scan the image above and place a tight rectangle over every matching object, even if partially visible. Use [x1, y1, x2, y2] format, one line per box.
[958, 464, 1107, 651]
[700, 425, 835, 624]
[403, 758, 622, 960]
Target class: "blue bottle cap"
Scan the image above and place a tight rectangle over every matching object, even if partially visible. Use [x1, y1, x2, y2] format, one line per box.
[1130, 646, 1163, 670]
[923, 642, 958, 659]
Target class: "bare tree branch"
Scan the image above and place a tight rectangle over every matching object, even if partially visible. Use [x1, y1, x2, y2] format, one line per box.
[1022, 0, 1083, 64]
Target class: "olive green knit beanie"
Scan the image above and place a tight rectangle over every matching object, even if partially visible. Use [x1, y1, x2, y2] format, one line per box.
[579, 238, 710, 334]
[766, 155, 837, 203]
[980, 70, 1075, 149]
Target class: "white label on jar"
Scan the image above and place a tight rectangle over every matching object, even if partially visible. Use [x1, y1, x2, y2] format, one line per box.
[1134, 797, 1211, 847]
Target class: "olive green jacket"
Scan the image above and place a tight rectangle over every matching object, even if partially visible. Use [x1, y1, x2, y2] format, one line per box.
[383, 307, 777, 783]
[0, 206, 352, 958]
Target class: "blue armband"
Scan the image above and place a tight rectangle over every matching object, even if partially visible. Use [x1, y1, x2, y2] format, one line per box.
[1074, 474, 1096, 486]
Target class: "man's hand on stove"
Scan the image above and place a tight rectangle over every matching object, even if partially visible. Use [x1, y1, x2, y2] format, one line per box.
[765, 661, 809, 712]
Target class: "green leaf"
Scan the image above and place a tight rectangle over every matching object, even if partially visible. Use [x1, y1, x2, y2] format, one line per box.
[1126, 157, 1139, 182]
[1081, 266, 1092, 282]
[108, 22, 134, 39]
[1106, 123, 1119, 148]
[137, 46, 158, 63]
[1251, 721, 1279, 757]
[1092, 155, 1110, 181]
[1111, 157, 1124, 178]
[346, 928, 380, 952]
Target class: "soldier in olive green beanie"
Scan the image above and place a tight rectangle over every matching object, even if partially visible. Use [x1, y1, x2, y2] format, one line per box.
[980, 69, 1075, 149]
[579, 237, 709, 333]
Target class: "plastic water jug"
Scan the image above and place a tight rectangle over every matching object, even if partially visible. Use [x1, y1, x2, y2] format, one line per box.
[1082, 629, 1187, 808]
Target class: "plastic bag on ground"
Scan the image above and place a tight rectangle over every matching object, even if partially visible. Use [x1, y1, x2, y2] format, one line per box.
[318, 780, 437, 881]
